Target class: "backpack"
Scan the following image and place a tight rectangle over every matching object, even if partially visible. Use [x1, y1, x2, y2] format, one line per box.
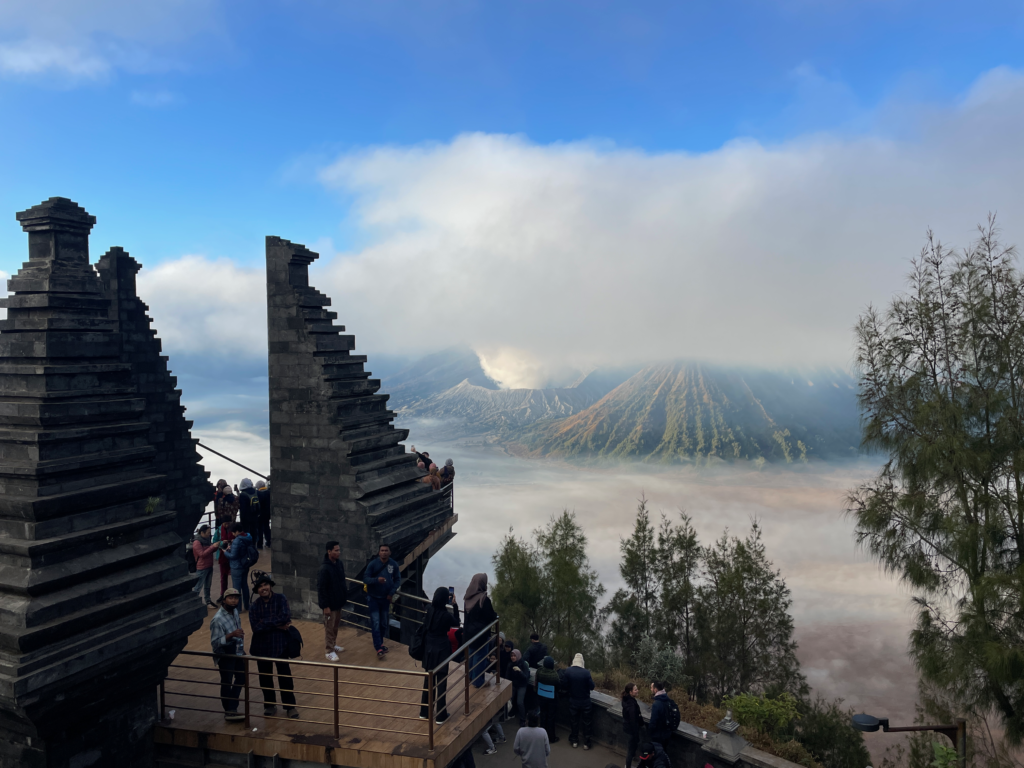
[409, 608, 430, 662]
[250, 494, 261, 515]
[665, 697, 681, 732]
[285, 625, 304, 659]
[243, 536, 260, 569]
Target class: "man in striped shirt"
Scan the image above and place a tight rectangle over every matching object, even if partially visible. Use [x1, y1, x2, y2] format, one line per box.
[210, 588, 246, 722]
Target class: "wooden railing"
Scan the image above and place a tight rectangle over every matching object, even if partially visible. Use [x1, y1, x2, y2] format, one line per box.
[159, 617, 501, 752]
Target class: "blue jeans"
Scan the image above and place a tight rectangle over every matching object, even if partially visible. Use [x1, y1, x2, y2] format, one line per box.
[231, 569, 250, 610]
[193, 567, 213, 603]
[470, 646, 489, 688]
[368, 596, 390, 651]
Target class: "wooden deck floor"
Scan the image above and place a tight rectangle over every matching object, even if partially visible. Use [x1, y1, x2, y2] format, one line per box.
[156, 604, 510, 768]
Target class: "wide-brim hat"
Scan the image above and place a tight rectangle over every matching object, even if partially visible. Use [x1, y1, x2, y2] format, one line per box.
[253, 573, 275, 588]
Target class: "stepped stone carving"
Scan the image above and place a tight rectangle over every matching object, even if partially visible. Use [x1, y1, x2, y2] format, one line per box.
[266, 236, 453, 619]
[0, 198, 208, 768]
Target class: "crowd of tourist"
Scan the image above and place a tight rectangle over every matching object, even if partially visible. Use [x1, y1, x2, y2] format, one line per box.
[190, 477, 270, 608]
[410, 444, 455, 491]
[198, 528, 677, 768]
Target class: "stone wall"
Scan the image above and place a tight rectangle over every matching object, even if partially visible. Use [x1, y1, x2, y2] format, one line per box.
[0, 198, 208, 768]
[265, 237, 453, 619]
[557, 691, 804, 768]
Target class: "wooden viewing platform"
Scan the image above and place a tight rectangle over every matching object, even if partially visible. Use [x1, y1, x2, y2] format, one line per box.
[156, 608, 511, 768]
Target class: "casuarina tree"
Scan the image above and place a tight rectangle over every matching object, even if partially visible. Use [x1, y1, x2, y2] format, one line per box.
[849, 221, 1024, 742]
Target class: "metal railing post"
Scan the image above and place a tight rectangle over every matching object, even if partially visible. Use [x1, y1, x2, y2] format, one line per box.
[243, 656, 250, 728]
[495, 618, 501, 686]
[464, 646, 471, 714]
[334, 666, 340, 738]
[428, 670, 435, 751]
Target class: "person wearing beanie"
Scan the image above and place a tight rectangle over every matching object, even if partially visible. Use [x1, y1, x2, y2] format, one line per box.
[637, 741, 671, 768]
[237, 478, 259, 536]
[524, 632, 548, 668]
[440, 458, 455, 487]
[508, 649, 530, 726]
[209, 588, 245, 721]
[562, 652, 595, 749]
[535, 656, 561, 743]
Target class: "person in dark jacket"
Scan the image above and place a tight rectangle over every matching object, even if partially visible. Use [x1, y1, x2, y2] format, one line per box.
[563, 653, 595, 749]
[648, 681, 672, 746]
[237, 478, 259, 535]
[463, 573, 499, 687]
[248, 573, 298, 718]
[255, 479, 272, 549]
[509, 649, 530, 726]
[419, 586, 460, 723]
[498, 638, 515, 680]
[637, 741, 671, 768]
[536, 656, 560, 743]
[524, 632, 548, 668]
[317, 540, 347, 661]
[621, 683, 645, 768]
[363, 543, 400, 658]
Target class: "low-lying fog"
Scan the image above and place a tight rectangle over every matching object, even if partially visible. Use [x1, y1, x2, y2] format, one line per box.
[194, 413, 919, 733]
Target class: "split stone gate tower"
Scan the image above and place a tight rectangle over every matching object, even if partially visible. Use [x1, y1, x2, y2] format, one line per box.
[0, 199, 211, 767]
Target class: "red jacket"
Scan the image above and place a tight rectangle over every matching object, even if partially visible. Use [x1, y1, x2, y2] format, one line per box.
[192, 537, 218, 571]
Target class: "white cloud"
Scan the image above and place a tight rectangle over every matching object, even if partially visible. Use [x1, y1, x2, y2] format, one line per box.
[0, 39, 109, 78]
[136, 255, 266, 356]
[308, 68, 1024, 381]
[0, 0, 222, 79]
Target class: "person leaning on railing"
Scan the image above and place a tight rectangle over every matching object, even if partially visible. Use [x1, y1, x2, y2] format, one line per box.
[418, 587, 461, 724]
[209, 587, 246, 722]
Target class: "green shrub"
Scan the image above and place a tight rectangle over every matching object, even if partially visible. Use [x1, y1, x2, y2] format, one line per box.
[631, 635, 689, 692]
[723, 692, 799, 738]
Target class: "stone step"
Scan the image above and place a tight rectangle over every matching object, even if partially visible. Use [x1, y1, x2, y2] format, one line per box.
[314, 333, 356, 353]
[328, 377, 380, 397]
[357, 464, 425, 494]
[345, 427, 407, 454]
[348, 443, 407, 468]
[331, 393, 390, 418]
[358, 478, 432, 514]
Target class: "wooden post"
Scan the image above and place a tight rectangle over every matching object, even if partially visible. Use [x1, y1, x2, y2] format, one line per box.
[334, 666, 340, 738]
[243, 657, 250, 728]
[428, 671, 435, 751]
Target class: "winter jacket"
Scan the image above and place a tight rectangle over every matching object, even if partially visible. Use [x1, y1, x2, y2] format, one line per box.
[622, 695, 644, 737]
[524, 642, 548, 668]
[317, 554, 348, 610]
[363, 556, 400, 599]
[649, 693, 673, 743]
[192, 536, 218, 571]
[226, 532, 254, 568]
[639, 742, 671, 768]
[238, 488, 259, 528]
[536, 666, 560, 699]
[256, 486, 271, 518]
[498, 641, 515, 679]
[463, 596, 498, 649]
[562, 665, 595, 701]
[421, 600, 461, 671]
[509, 657, 530, 689]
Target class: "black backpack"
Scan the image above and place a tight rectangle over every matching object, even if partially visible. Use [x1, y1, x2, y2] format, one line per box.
[665, 697, 681, 732]
[285, 625, 304, 659]
[242, 536, 260, 569]
[409, 607, 430, 662]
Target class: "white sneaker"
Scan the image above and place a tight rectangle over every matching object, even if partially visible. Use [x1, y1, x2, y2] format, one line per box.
[483, 748, 497, 756]
[333, 646, 345, 653]
[326, 651, 339, 661]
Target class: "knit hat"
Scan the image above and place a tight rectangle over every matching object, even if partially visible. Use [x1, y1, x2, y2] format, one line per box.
[445, 458, 453, 467]
[240, 478, 253, 490]
[543, 656, 554, 669]
[256, 479, 267, 490]
[572, 653, 585, 668]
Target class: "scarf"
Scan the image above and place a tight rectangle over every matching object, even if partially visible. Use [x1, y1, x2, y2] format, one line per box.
[463, 573, 488, 614]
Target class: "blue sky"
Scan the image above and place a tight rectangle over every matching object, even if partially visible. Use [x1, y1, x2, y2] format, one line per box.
[3, 0, 1024, 387]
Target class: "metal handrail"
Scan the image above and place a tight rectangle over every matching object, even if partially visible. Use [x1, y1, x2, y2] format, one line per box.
[176, 649, 423, 676]
[431, 618, 500, 675]
[346, 576, 432, 607]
